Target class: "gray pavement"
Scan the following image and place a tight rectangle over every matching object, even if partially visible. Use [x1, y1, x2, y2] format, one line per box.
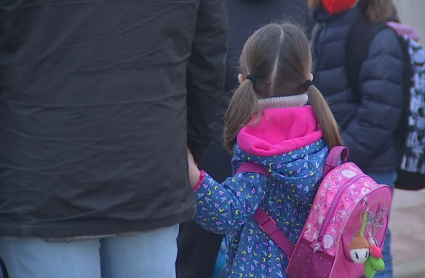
[391, 189, 425, 278]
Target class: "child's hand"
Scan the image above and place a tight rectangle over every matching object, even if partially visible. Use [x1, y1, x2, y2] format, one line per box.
[187, 149, 201, 188]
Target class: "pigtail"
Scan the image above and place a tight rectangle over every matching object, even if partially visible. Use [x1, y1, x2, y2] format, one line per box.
[307, 85, 343, 149]
[359, 0, 393, 22]
[224, 79, 261, 153]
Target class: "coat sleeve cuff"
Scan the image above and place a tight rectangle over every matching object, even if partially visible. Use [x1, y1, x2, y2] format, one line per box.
[193, 170, 206, 192]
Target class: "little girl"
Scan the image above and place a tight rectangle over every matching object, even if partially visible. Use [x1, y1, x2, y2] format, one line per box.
[187, 23, 342, 278]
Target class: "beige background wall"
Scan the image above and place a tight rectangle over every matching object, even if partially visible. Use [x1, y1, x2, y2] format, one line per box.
[394, 0, 425, 41]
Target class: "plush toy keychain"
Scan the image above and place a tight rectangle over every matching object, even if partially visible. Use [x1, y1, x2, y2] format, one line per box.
[349, 212, 370, 264]
[349, 211, 385, 278]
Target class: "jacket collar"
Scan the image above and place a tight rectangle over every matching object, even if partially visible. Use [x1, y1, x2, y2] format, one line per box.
[258, 94, 308, 110]
[314, 4, 362, 24]
[236, 106, 322, 157]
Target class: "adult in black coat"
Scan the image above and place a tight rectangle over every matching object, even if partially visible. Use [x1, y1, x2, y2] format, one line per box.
[176, 1, 310, 277]
[0, 0, 226, 277]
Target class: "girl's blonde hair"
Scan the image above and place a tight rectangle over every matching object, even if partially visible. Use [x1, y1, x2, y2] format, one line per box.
[223, 23, 342, 153]
[308, 0, 394, 22]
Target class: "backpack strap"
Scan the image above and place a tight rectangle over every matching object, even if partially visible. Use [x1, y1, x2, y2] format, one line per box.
[346, 14, 387, 100]
[323, 146, 349, 176]
[253, 207, 295, 258]
[236, 162, 295, 258]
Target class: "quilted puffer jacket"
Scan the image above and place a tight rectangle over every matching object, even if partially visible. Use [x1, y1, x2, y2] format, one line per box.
[311, 5, 404, 173]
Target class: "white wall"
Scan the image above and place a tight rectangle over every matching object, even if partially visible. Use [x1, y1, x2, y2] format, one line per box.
[394, 0, 425, 42]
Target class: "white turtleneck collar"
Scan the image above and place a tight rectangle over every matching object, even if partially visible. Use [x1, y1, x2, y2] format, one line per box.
[258, 94, 308, 110]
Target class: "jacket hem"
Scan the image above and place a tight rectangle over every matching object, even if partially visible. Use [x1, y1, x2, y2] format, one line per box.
[0, 207, 195, 239]
[361, 165, 398, 174]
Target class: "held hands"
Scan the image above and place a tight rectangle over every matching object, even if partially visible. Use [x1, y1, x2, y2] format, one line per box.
[187, 149, 201, 188]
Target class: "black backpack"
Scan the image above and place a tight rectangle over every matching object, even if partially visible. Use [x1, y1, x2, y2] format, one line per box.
[346, 15, 425, 190]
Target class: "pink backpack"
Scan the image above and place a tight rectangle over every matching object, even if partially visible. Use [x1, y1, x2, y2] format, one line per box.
[236, 146, 392, 278]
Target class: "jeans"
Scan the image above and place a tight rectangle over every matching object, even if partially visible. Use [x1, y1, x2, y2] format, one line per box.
[367, 172, 396, 278]
[0, 225, 179, 278]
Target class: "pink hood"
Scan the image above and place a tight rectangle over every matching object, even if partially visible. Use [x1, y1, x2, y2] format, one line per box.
[237, 106, 323, 157]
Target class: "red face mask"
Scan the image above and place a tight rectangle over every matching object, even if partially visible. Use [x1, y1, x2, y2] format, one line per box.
[321, 0, 357, 15]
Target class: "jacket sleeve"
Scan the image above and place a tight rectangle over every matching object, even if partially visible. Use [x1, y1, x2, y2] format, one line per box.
[194, 172, 268, 234]
[186, 0, 227, 164]
[342, 28, 403, 167]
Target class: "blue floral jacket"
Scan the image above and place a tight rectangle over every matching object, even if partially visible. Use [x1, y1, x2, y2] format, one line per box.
[194, 140, 328, 278]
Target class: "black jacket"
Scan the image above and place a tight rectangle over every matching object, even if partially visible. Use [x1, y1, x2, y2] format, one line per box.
[311, 6, 403, 173]
[0, 0, 226, 238]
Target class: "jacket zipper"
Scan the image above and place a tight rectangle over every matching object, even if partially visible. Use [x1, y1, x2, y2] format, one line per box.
[318, 174, 368, 241]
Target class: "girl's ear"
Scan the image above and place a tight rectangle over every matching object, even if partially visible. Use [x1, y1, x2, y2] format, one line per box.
[238, 74, 246, 84]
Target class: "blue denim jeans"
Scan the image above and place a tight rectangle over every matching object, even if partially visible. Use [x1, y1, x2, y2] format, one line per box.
[366, 172, 396, 278]
[0, 225, 179, 278]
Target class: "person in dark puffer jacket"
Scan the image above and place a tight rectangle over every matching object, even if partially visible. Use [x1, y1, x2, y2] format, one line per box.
[309, 0, 403, 277]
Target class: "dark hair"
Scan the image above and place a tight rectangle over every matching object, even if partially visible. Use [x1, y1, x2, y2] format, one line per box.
[308, 0, 394, 22]
[358, 0, 394, 22]
[223, 23, 343, 152]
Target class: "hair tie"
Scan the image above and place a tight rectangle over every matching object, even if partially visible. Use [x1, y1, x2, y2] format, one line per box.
[303, 80, 313, 90]
[246, 75, 256, 83]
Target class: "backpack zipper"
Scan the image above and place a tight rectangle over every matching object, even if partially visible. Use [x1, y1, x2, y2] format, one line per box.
[317, 174, 368, 241]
